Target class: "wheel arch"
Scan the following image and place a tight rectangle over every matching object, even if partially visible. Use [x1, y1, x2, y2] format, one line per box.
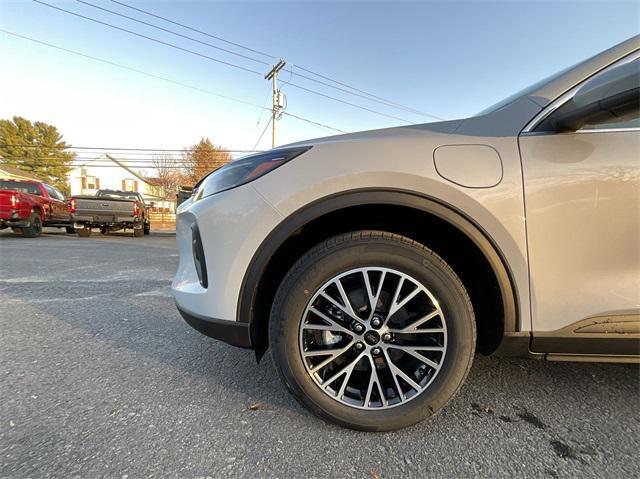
[238, 189, 520, 359]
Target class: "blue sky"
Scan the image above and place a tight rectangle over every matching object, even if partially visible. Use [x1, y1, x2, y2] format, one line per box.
[1, 0, 638, 152]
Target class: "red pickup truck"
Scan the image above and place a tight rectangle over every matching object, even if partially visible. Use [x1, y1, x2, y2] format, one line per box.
[0, 179, 73, 238]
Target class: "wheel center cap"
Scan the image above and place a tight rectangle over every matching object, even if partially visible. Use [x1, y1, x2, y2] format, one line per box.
[364, 330, 381, 345]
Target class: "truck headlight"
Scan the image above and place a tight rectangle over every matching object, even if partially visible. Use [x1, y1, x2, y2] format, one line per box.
[193, 146, 311, 201]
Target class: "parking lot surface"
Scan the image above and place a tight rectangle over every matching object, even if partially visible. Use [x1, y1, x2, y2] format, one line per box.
[1, 229, 638, 478]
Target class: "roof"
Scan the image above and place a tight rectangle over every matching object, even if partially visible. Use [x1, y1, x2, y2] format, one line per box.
[70, 154, 151, 185]
[0, 163, 43, 181]
[105, 154, 151, 184]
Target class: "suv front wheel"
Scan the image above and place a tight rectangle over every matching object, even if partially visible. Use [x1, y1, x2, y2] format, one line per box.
[269, 231, 475, 431]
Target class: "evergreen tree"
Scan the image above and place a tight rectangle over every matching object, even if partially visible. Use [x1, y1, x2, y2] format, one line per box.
[0, 116, 76, 192]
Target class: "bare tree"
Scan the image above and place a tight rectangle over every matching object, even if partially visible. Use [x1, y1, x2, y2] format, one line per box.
[150, 153, 184, 197]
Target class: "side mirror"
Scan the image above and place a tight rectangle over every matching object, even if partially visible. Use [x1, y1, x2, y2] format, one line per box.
[549, 59, 639, 131]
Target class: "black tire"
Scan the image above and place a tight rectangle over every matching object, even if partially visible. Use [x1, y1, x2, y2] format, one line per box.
[100, 227, 109, 235]
[21, 212, 43, 238]
[133, 227, 144, 237]
[77, 227, 92, 238]
[269, 231, 475, 431]
[66, 226, 76, 234]
[143, 221, 150, 235]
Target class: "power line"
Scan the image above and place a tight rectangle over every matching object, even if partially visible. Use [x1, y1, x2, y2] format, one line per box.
[281, 80, 412, 123]
[0, 142, 259, 153]
[76, 0, 270, 67]
[283, 113, 347, 134]
[32, 2, 418, 124]
[290, 65, 443, 120]
[252, 117, 272, 150]
[110, 0, 277, 60]
[33, 0, 265, 76]
[5, 161, 220, 169]
[92, 0, 435, 119]
[111, 0, 443, 120]
[0, 29, 347, 135]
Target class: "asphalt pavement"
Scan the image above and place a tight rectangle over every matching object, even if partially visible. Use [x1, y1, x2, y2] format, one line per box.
[1, 229, 638, 478]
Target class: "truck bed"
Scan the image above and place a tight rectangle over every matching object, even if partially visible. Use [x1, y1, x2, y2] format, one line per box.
[72, 196, 136, 223]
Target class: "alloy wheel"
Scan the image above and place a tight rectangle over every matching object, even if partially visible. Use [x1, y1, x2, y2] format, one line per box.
[299, 267, 447, 409]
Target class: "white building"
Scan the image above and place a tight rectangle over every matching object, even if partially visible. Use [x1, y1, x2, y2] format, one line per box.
[67, 154, 175, 210]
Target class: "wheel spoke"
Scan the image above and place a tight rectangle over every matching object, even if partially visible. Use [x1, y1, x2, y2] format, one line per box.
[363, 270, 386, 321]
[303, 346, 352, 358]
[337, 355, 363, 399]
[383, 349, 422, 392]
[385, 279, 422, 325]
[320, 352, 365, 388]
[390, 346, 441, 371]
[308, 342, 355, 373]
[334, 278, 359, 319]
[380, 350, 405, 402]
[318, 291, 359, 324]
[307, 306, 354, 336]
[392, 310, 441, 333]
[364, 355, 387, 407]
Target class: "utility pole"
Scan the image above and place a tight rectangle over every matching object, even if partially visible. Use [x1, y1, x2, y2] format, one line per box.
[264, 59, 286, 148]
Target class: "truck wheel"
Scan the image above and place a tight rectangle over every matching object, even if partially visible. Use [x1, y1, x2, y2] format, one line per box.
[66, 226, 76, 234]
[133, 227, 144, 237]
[21, 213, 43, 238]
[77, 227, 92, 238]
[144, 222, 150, 235]
[269, 231, 476, 431]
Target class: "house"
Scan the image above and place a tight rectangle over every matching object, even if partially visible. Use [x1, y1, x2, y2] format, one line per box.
[0, 163, 44, 181]
[67, 154, 175, 210]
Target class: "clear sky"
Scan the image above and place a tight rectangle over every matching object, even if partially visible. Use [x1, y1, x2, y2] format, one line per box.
[1, 0, 638, 153]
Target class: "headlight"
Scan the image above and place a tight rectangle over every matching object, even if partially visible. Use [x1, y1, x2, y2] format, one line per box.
[193, 146, 312, 201]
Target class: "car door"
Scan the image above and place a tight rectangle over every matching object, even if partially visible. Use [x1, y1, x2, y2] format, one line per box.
[42, 184, 66, 221]
[518, 53, 639, 355]
[51, 186, 69, 221]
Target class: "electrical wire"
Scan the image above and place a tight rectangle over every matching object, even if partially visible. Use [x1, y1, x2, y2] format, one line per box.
[76, 0, 270, 67]
[111, 0, 443, 120]
[31, 1, 419, 123]
[0, 142, 259, 153]
[0, 29, 347, 135]
[252, 117, 272, 150]
[282, 113, 346, 134]
[83, 0, 435, 119]
[110, 0, 277, 60]
[33, 0, 265, 76]
[281, 80, 412, 123]
[290, 65, 443, 120]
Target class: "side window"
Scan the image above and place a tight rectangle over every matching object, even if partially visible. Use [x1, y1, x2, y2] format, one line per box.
[43, 184, 58, 199]
[51, 187, 65, 201]
[536, 57, 639, 132]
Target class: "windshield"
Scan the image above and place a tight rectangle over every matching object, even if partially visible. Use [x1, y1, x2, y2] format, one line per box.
[476, 63, 577, 116]
[97, 190, 140, 201]
[0, 180, 41, 195]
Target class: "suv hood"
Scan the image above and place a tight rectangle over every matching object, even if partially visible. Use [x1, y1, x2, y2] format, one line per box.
[282, 119, 464, 149]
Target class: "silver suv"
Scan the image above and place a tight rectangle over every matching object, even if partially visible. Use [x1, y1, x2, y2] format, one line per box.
[172, 36, 639, 431]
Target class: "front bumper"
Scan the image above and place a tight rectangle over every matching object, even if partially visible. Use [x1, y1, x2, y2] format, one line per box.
[176, 304, 252, 348]
[171, 184, 283, 345]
